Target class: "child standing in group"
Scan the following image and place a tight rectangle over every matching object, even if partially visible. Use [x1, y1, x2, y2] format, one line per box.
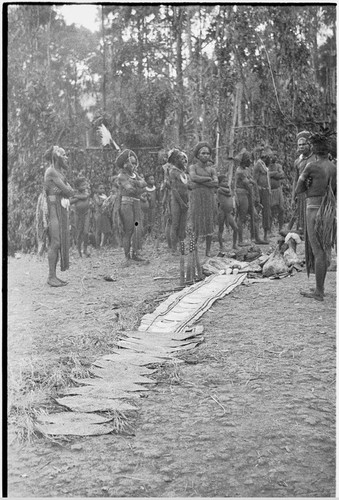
[70, 177, 91, 257]
[93, 183, 112, 247]
[141, 174, 158, 238]
[217, 174, 238, 256]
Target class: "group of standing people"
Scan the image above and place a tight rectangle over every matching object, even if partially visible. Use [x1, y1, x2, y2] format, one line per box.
[38, 132, 336, 302]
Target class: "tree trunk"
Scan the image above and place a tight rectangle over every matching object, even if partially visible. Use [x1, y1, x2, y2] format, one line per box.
[227, 83, 241, 186]
[101, 7, 107, 112]
[174, 6, 184, 145]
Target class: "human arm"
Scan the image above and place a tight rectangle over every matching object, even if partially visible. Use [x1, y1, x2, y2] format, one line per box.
[188, 164, 215, 184]
[269, 165, 285, 180]
[295, 164, 312, 195]
[45, 167, 74, 197]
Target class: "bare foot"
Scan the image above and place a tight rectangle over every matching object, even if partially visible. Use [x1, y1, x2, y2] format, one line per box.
[300, 291, 324, 301]
[47, 277, 67, 287]
[132, 255, 145, 262]
[310, 288, 326, 296]
[56, 277, 68, 285]
[255, 239, 269, 245]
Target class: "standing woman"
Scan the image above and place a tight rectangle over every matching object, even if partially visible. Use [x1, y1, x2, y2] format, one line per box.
[43, 145, 75, 287]
[116, 149, 147, 264]
[167, 148, 189, 253]
[188, 142, 218, 257]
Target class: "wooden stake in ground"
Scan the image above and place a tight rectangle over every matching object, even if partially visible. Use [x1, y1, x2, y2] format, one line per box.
[194, 237, 203, 281]
[186, 229, 194, 284]
[180, 240, 185, 286]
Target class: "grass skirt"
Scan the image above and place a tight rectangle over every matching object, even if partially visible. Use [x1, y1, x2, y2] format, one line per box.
[190, 186, 215, 237]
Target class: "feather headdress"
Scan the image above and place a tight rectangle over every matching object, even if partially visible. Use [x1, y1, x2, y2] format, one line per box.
[98, 124, 121, 152]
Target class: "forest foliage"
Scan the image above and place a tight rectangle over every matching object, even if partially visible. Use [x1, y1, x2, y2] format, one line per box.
[7, 4, 336, 253]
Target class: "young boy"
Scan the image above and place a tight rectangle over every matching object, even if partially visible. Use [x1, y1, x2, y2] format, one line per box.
[141, 174, 158, 237]
[217, 174, 238, 256]
[93, 184, 112, 247]
[70, 177, 91, 257]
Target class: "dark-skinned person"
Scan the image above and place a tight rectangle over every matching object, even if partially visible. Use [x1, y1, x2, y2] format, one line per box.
[159, 152, 173, 249]
[167, 148, 190, 254]
[292, 131, 317, 235]
[41, 145, 75, 287]
[269, 152, 285, 233]
[116, 149, 147, 265]
[234, 148, 267, 246]
[217, 174, 238, 256]
[93, 183, 111, 247]
[70, 176, 91, 258]
[253, 146, 276, 242]
[295, 131, 336, 302]
[188, 141, 218, 257]
[141, 173, 158, 238]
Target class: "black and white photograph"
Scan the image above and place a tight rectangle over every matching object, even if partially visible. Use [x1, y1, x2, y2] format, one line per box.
[6, 2, 337, 497]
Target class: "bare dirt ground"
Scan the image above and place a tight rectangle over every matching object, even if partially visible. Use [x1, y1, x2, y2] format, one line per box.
[7, 234, 336, 498]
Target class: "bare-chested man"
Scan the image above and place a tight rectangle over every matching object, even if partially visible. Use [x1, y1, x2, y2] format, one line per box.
[43, 146, 74, 287]
[189, 142, 218, 257]
[292, 131, 317, 235]
[268, 153, 285, 232]
[295, 132, 337, 301]
[253, 147, 281, 242]
[235, 148, 267, 245]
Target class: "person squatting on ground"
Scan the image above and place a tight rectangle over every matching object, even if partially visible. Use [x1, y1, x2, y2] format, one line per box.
[295, 131, 337, 302]
[292, 131, 317, 235]
[166, 148, 189, 254]
[217, 174, 238, 256]
[140, 173, 158, 238]
[42, 145, 75, 287]
[70, 176, 91, 258]
[234, 148, 267, 246]
[116, 149, 147, 264]
[268, 152, 285, 232]
[189, 141, 218, 257]
[93, 183, 112, 247]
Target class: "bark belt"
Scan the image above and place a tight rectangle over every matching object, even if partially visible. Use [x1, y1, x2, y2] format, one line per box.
[121, 196, 139, 202]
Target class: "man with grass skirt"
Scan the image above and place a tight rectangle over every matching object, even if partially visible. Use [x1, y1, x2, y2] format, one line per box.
[295, 131, 337, 301]
[292, 131, 317, 236]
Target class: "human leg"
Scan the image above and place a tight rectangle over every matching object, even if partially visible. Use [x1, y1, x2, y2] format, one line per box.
[236, 192, 248, 246]
[252, 206, 268, 245]
[47, 205, 67, 286]
[205, 235, 212, 257]
[217, 209, 226, 252]
[120, 202, 134, 260]
[170, 199, 181, 253]
[228, 213, 239, 249]
[301, 208, 327, 300]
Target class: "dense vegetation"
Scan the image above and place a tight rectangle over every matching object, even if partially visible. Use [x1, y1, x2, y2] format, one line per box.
[7, 4, 336, 253]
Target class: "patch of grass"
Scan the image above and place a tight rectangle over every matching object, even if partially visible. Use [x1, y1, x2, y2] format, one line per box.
[8, 353, 91, 442]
